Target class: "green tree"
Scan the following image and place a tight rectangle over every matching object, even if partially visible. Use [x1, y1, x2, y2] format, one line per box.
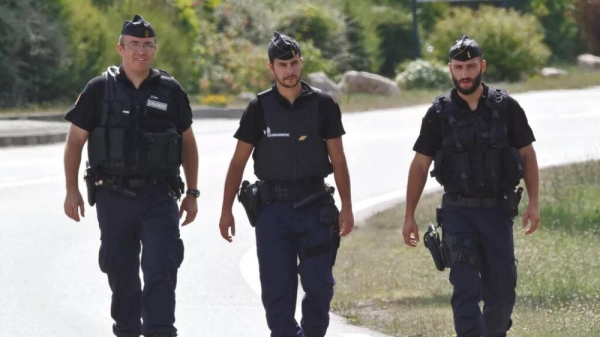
[427, 6, 551, 81]
[573, 0, 600, 54]
[0, 0, 69, 108]
[374, 7, 415, 78]
[342, 14, 371, 72]
[514, 0, 584, 61]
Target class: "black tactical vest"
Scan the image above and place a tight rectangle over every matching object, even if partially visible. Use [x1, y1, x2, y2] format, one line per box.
[430, 87, 524, 195]
[253, 87, 333, 181]
[87, 66, 182, 176]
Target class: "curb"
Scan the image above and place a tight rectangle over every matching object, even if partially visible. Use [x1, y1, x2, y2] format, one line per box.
[0, 132, 68, 147]
[0, 107, 244, 147]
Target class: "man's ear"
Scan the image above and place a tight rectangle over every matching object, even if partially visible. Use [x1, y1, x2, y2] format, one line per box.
[481, 59, 487, 73]
[268, 62, 274, 71]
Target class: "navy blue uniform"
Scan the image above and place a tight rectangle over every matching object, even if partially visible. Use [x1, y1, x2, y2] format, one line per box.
[414, 84, 535, 337]
[65, 67, 192, 337]
[235, 83, 345, 337]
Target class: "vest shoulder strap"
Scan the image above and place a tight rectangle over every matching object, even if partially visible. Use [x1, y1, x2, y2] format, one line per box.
[156, 70, 175, 100]
[433, 91, 453, 114]
[257, 87, 273, 99]
[485, 86, 509, 111]
[100, 66, 120, 126]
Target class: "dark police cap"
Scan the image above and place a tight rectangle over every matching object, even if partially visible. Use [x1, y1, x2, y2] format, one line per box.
[268, 31, 301, 61]
[448, 35, 483, 61]
[121, 15, 156, 38]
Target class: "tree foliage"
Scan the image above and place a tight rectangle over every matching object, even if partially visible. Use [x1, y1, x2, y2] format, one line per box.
[274, 3, 351, 73]
[0, 0, 69, 107]
[0, 0, 593, 108]
[427, 6, 551, 81]
[573, 0, 600, 54]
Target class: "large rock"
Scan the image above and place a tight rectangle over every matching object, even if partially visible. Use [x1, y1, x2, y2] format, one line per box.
[305, 72, 342, 100]
[577, 54, 600, 70]
[338, 71, 400, 95]
[540, 67, 568, 77]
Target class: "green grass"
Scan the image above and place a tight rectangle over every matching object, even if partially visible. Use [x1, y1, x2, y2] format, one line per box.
[0, 101, 72, 115]
[332, 160, 600, 337]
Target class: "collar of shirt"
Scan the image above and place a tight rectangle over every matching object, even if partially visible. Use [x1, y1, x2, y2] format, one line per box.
[117, 66, 161, 89]
[450, 82, 490, 111]
[272, 80, 316, 110]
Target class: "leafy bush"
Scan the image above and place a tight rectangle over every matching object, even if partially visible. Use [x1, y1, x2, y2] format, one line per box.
[274, 3, 350, 72]
[199, 34, 335, 95]
[395, 59, 450, 90]
[426, 6, 551, 81]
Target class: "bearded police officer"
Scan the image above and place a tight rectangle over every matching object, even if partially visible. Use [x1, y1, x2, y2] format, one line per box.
[218, 31, 354, 337]
[63, 15, 199, 337]
[402, 35, 541, 337]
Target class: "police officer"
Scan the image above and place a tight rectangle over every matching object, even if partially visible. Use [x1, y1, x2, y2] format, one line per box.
[402, 35, 541, 337]
[63, 15, 199, 337]
[218, 32, 354, 337]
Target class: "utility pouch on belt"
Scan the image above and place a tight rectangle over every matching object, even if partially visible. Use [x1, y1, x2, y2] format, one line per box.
[502, 187, 523, 217]
[237, 180, 261, 227]
[83, 161, 97, 207]
[424, 207, 451, 271]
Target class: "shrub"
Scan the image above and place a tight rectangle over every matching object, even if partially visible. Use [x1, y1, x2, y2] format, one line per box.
[274, 3, 350, 72]
[395, 59, 450, 90]
[426, 6, 551, 81]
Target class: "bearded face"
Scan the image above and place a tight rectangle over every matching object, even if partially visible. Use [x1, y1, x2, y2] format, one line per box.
[449, 57, 485, 95]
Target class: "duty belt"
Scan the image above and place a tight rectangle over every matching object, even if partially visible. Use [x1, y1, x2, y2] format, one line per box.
[268, 184, 326, 203]
[442, 194, 500, 208]
[98, 175, 172, 188]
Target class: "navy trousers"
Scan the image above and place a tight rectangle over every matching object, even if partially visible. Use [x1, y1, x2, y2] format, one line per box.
[443, 205, 517, 337]
[96, 184, 184, 337]
[255, 202, 336, 337]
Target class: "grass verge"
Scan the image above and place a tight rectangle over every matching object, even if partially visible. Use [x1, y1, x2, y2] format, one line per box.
[332, 160, 600, 337]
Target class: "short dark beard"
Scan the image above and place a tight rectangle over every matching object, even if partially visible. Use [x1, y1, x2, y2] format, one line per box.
[277, 75, 301, 89]
[452, 70, 483, 95]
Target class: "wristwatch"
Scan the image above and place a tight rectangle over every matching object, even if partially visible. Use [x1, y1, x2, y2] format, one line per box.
[186, 189, 200, 198]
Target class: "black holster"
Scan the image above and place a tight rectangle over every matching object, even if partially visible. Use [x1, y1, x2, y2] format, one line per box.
[502, 187, 523, 217]
[83, 162, 97, 207]
[423, 206, 451, 271]
[166, 175, 185, 200]
[237, 180, 262, 227]
[318, 194, 340, 266]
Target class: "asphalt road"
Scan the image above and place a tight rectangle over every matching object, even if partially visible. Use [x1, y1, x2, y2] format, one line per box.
[1, 86, 599, 337]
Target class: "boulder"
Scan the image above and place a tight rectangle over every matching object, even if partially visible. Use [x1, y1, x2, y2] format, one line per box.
[305, 72, 342, 100]
[238, 92, 256, 102]
[540, 67, 568, 77]
[339, 71, 400, 95]
[577, 54, 600, 70]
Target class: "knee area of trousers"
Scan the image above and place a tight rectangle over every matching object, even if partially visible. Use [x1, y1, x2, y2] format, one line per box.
[142, 238, 184, 271]
[98, 241, 139, 273]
